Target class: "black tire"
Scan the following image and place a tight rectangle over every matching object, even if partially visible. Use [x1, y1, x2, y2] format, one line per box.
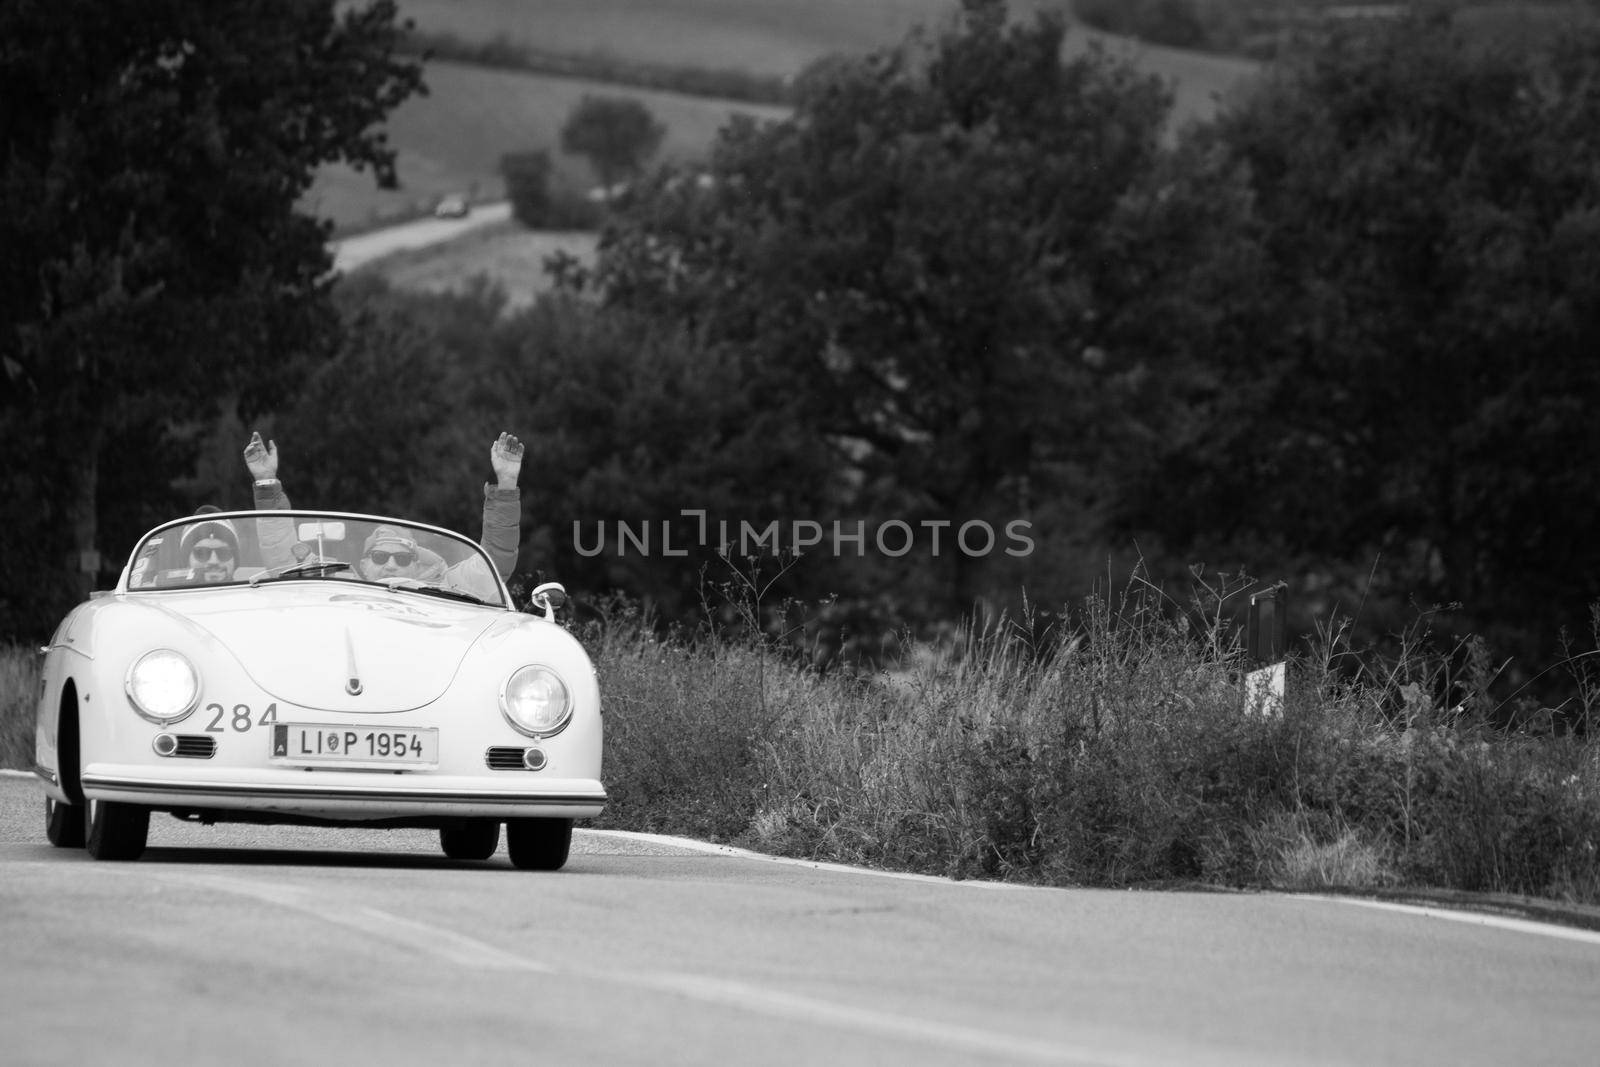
[44, 795, 85, 848]
[439, 821, 501, 861]
[505, 817, 572, 871]
[85, 798, 149, 861]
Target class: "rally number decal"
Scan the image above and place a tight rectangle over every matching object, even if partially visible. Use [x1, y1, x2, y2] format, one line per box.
[205, 702, 279, 733]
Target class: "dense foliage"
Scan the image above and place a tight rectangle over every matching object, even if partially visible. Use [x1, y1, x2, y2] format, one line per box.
[1072, 0, 1600, 59]
[0, 0, 423, 632]
[587, 0, 1219, 621]
[1117, 10, 1600, 687]
[559, 95, 668, 193]
[559, 0, 1599, 702]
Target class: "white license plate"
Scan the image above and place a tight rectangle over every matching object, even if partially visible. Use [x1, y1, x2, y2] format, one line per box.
[271, 723, 439, 767]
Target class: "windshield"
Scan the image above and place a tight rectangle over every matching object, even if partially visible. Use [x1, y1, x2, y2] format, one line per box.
[123, 510, 508, 608]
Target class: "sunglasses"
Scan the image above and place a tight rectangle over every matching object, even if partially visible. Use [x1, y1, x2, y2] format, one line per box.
[367, 550, 415, 567]
[191, 545, 234, 563]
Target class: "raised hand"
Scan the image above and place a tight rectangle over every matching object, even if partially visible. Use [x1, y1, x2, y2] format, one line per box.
[490, 432, 524, 489]
[244, 431, 279, 481]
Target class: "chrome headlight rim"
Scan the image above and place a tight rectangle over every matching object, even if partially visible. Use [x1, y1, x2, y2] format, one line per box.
[124, 649, 201, 725]
[499, 664, 572, 738]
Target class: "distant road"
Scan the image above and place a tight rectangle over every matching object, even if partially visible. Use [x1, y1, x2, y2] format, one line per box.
[3, 775, 1599, 1066]
[330, 201, 514, 272]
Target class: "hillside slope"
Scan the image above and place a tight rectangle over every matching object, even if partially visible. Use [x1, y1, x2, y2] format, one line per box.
[313, 1, 1257, 230]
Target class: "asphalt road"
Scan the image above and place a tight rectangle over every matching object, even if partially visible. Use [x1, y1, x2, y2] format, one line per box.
[2, 773, 1597, 1066]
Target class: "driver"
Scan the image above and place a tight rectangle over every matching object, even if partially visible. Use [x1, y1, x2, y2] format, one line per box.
[358, 525, 439, 582]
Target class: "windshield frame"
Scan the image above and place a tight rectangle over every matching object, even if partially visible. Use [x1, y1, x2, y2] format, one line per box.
[117, 509, 512, 609]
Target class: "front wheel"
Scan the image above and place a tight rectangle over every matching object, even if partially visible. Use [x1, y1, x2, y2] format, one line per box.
[505, 817, 572, 871]
[85, 798, 149, 861]
[439, 821, 500, 861]
[45, 796, 85, 848]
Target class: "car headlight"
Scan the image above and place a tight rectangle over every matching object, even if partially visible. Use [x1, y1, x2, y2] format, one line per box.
[125, 649, 200, 724]
[499, 665, 572, 738]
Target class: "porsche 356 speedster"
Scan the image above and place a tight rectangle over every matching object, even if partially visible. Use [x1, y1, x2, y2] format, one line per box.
[33, 509, 605, 869]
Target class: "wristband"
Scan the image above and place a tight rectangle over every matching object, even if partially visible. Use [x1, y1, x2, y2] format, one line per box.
[254, 478, 280, 487]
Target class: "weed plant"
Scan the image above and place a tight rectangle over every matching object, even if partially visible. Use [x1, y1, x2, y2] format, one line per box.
[0, 644, 37, 770]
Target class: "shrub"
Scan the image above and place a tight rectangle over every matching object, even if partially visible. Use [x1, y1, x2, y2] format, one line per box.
[0, 643, 37, 770]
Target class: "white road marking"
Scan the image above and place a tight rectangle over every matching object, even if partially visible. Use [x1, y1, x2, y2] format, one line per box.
[598, 830, 1600, 947]
[590, 828, 1048, 891]
[158, 871, 552, 972]
[147, 867, 1132, 1064]
[1303, 895, 1600, 948]
[617, 970, 1213, 1067]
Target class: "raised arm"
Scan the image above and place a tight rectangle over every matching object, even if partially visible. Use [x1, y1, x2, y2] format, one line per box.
[480, 431, 523, 578]
[244, 431, 290, 508]
[244, 431, 296, 571]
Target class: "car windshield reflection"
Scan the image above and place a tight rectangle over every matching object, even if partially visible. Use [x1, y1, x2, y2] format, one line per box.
[124, 511, 507, 607]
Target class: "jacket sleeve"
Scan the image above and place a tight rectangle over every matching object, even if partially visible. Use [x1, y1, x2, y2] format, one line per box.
[252, 480, 298, 572]
[480, 483, 521, 578]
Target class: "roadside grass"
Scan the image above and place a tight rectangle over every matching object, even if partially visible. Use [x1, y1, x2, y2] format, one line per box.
[583, 572, 1600, 904]
[0, 644, 37, 771]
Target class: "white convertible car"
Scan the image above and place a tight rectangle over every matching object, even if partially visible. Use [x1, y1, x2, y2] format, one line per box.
[33, 509, 605, 869]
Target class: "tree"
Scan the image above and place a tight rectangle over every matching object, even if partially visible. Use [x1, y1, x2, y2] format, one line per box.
[0, 0, 423, 636]
[500, 149, 554, 227]
[1123, 11, 1600, 669]
[559, 95, 666, 194]
[271, 276, 490, 525]
[591, 0, 1195, 617]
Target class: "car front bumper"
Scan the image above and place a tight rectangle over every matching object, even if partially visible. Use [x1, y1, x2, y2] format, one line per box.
[80, 764, 607, 821]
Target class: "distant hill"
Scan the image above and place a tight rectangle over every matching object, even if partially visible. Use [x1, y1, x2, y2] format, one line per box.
[394, 0, 1258, 109]
[314, 0, 1258, 231]
[395, 0, 1019, 76]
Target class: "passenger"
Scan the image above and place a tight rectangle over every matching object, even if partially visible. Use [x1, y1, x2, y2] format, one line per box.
[178, 509, 240, 584]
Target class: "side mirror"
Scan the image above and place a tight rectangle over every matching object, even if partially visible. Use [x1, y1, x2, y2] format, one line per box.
[529, 581, 567, 621]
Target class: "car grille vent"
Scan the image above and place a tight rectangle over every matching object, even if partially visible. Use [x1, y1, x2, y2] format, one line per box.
[172, 735, 217, 759]
[486, 747, 531, 771]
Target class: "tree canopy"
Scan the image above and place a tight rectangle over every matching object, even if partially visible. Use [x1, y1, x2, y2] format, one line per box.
[0, 0, 423, 634]
[561, 0, 1600, 683]
[590, 0, 1209, 614]
[1116, 11, 1600, 661]
[559, 95, 666, 193]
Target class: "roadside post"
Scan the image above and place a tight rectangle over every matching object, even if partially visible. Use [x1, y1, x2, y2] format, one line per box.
[1245, 581, 1288, 715]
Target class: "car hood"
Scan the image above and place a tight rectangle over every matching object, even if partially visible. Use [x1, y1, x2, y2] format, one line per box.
[145, 586, 502, 713]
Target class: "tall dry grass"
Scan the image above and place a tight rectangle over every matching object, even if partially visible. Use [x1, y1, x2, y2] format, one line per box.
[582, 571, 1600, 902]
[0, 644, 38, 771]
